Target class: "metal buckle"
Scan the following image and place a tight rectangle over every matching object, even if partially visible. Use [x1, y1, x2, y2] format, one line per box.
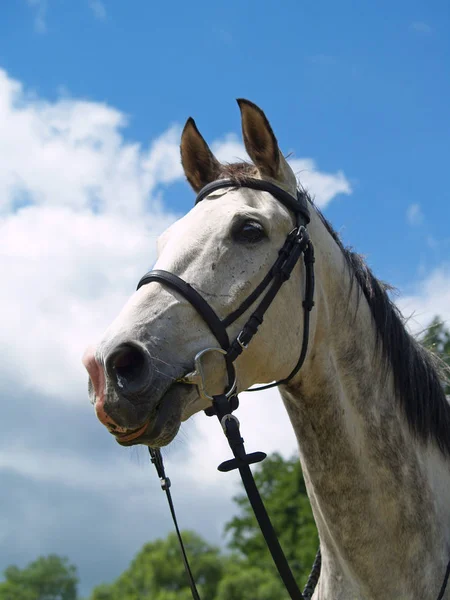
[176, 348, 236, 402]
[220, 413, 240, 434]
[236, 330, 248, 350]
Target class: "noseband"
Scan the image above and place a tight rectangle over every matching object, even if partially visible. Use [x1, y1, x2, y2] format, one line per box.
[137, 178, 319, 600]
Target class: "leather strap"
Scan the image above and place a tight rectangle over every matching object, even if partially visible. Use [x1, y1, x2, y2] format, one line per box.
[195, 178, 310, 224]
[149, 449, 201, 600]
[137, 270, 230, 350]
[211, 394, 305, 599]
[437, 559, 450, 600]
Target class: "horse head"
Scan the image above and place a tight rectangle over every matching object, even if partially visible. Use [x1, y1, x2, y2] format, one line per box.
[82, 100, 312, 447]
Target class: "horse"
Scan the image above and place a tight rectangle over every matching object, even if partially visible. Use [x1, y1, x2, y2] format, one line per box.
[82, 99, 450, 599]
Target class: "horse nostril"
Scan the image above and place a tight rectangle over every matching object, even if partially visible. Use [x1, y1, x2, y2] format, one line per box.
[107, 344, 150, 394]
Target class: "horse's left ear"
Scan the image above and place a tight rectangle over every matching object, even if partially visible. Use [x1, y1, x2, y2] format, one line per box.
[237, 99, 297, 189]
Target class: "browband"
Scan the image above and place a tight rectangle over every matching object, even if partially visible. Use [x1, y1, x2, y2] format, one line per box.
[195, 178, 310, 225]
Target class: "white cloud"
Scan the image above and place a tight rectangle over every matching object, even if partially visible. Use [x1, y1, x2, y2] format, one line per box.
[0, 205, 174, 399]
[406, 202, 423, 226]
[172, 387, 298, 491]
[410, 21, 433, 34]
[27, 0, 108, 30]
[0, 68, 182, 400]
[398, 265, 450, 334]
[0, 444, 143, 490]
[26, 0, 48, 33]
[212, 133, 249, 163]
[88, 0, 106, 20]
[212, 133, 352, 208]
[289, 157, 352, 208]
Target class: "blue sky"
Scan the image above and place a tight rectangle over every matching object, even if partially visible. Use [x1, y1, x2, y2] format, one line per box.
[2, 0, 449, 285]
[1, 0, 449, 596]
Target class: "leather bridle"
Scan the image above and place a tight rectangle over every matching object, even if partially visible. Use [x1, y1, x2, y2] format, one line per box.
[137, 178, 319, 600]
[135, 179, 450, 600]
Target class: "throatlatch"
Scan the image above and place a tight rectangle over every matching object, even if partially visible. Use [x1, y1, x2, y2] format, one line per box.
[139, 178, 320, 600]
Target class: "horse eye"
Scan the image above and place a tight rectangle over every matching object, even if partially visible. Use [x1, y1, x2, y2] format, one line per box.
[233, 220, 266, 244]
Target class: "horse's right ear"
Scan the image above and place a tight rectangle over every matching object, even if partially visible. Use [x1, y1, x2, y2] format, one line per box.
[180, 118, 221, 192]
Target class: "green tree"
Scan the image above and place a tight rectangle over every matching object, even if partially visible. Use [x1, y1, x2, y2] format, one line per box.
[422, 317, 450, 394]
[0, 555, 78, 600]
[224, 452, 319, 591]
[89, 531, 224, 600]
[215, 562, 287, 600]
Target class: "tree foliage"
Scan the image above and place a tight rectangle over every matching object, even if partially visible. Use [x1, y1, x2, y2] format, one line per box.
[89, 531, 224, 600]
[422, 317, 450, 394]
[224, 452, 318, 592]
[88, 453, 318, 600]
[215, 562, 287, 600]
[0, 555, 78, 600]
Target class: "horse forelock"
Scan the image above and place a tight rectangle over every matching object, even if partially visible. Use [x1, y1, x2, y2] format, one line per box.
[218, 161, 258, 182]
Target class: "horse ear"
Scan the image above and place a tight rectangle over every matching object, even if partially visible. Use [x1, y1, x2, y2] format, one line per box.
[237, 99, 296, 189]
[180, 118, 221, 192]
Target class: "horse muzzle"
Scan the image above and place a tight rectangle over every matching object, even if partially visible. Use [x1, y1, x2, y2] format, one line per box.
[82, 344, 189, 446]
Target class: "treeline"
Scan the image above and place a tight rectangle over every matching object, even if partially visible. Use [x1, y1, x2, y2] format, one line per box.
[1, 318, 449, 600]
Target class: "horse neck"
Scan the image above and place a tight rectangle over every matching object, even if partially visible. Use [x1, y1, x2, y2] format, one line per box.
[280, 210, 450, 599]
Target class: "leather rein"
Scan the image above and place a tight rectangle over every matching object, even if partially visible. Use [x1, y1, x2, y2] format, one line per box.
[135, 178, 450, 600]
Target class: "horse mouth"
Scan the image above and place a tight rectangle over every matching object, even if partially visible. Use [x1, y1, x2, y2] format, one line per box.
[113, 384, 190, 447]
[114, 422, 150, 443]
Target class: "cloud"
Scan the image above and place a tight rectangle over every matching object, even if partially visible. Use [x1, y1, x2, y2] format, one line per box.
[88, 0, 106, 20]
[410, 21, 433, 34]
[397, 265, 450, 334]
[212, 133, 249, 164]
[0, 69, 181, 400]
[289, 157, 352, 207]
[0, 67, 351, 593]
[26, 0, 48, 33]
[211, 133, 352, 208]
[406, 202, 424, 226]
[27, 0, 108, 30]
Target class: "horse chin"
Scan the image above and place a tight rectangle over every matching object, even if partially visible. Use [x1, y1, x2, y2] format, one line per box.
[115, 383, 197, 448]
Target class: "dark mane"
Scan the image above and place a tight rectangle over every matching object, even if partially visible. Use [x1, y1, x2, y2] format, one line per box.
[225, 170, 450, 456]
[313, 197, 450, 457]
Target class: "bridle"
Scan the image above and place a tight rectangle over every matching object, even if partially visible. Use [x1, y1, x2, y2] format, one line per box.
[138, 178, 315, 399]
[135, 178, 450, 600]
[136, 177, 320, 600]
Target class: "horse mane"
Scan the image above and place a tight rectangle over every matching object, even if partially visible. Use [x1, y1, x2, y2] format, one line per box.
[311, 196, 450, 458]
[222, 164, 450, 457]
